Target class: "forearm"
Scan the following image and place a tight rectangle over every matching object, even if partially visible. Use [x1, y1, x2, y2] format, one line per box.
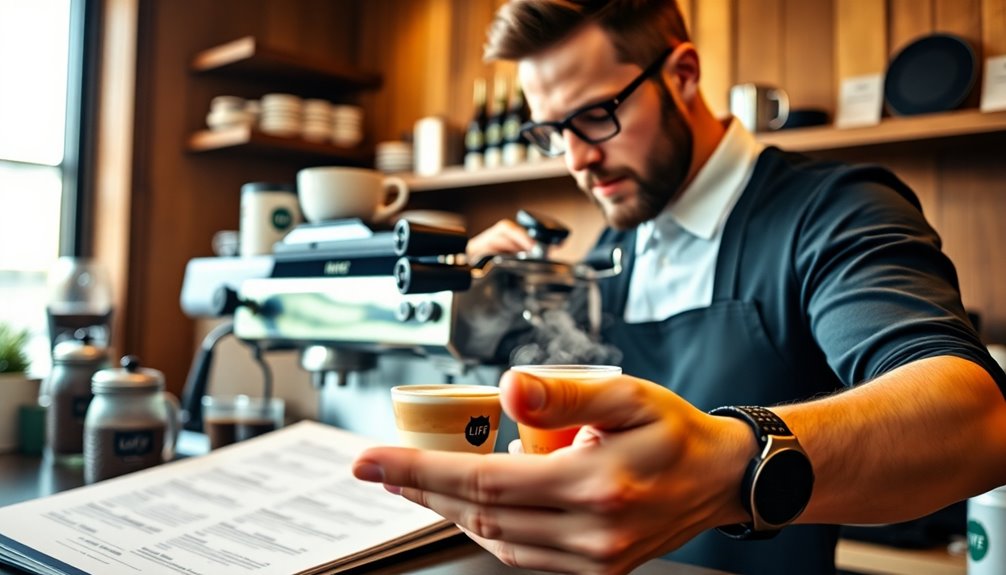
[777, 355, 1006, 525]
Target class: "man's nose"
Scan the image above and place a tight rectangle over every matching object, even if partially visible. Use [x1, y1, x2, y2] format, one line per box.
[563, 129, 602, 172]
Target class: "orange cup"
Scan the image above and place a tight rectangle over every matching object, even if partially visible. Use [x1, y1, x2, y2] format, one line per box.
[510, 365, 622, 454]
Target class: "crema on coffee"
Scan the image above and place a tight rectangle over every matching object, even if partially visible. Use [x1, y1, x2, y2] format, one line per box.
[391, 385, 501, 454]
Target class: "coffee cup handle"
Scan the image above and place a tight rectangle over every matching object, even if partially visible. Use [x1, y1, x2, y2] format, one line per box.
[373, 176, 410, 222]
[767, 88, 789, 130]
[161, 391, 181, 461]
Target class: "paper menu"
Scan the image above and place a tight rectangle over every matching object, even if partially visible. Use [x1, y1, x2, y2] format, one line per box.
[0, 421, 454, 575]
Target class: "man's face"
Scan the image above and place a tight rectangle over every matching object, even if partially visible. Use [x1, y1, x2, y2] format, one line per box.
[520, 25, 693, 230]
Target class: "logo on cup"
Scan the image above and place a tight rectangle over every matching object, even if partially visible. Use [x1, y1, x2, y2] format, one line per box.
[465, 415, 491, 447]
[969, 519, 990, 561]
[271, 207, 294, 231]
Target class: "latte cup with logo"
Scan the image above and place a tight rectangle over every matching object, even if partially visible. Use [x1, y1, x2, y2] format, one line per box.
[510, 364, 622, 454]
[391, 384, 501, 454]
[297, 166, 409, 223]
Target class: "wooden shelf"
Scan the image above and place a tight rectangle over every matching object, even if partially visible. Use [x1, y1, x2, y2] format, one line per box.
[187, 126, 372, 165]
[399, 109, 1006, 193]
[759, 108, 1006, 152]
[190, 36, 382, 95]
[836, 539, 965, 575]
[403, 159, 571, 192]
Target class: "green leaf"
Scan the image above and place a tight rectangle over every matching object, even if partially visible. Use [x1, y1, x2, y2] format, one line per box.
[0, 323, 31, 374]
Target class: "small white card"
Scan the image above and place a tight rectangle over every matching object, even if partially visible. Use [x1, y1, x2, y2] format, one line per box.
[836, 73, 884, 128]
[981, 54, 1006, 112]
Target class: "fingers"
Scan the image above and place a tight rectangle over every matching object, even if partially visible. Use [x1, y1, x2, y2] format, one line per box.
[499, 370, 667, 433]
[466, 219, 536, 260]
[353, 447, 590, 508]
[459, 525, 642, 575]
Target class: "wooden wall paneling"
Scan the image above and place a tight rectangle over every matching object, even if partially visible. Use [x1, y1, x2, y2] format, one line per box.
[735, 0, 784, 86]
[422, 0, 453, 119]
[93, 0, 139, 363]
[262, 0, 303, 53]
[691, 0, 734, 117]
[294, 0, 360, 63]
[447, 0, 498, 140]
[934, 147, 1006, 342]
[834, 0, 888, 81]
[888, 0, 934, 54]
[357, 0, 454, 144]
[935, 0, 984, 108]
[678, 0, 694, 34]
[984, 0, 1006, 56]
[782, 0, 836, 113]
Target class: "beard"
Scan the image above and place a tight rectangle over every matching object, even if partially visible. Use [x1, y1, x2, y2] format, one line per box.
[582, 83, 694, 230]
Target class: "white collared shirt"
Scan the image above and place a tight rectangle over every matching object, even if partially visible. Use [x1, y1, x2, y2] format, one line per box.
[624, 119, 764, 323]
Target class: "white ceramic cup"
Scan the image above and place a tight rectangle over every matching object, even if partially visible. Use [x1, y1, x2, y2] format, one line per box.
[297, 167, 409, 223]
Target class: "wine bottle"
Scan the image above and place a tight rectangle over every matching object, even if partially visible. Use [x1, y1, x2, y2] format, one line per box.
[482, 74, 507, 169]
[502, 78, 528, 166]
[464, 78, 488, 171]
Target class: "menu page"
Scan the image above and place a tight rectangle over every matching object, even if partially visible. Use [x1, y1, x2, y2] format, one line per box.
[0, 421, 455, 575]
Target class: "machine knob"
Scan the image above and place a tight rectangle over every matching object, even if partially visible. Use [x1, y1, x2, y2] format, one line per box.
[395, 301, 415, 322]
[415, 300, 442, 323]
[210, 286, 262, 316]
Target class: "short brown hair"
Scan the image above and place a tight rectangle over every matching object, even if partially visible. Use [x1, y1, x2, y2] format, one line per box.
[484, 0, 690, 68]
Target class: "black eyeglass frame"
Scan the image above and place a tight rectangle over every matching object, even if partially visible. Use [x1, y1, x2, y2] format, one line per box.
[519, 47, 674, 157]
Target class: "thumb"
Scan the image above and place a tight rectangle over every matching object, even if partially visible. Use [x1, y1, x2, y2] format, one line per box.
[499, 369, 665, 432]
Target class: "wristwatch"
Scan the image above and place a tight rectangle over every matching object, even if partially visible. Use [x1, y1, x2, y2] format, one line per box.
[709, 405, 815, 540]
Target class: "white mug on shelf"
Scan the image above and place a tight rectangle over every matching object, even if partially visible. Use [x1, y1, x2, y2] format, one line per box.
[296, 167, 409, 223]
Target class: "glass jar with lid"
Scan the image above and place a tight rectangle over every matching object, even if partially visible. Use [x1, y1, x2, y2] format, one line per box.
[46, 336, 108, 464]
[83, 355, 179, 484]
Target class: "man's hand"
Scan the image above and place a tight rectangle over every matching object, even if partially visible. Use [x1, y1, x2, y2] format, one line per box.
[352, 371, 756, 575]
[466, 219, 536, 261]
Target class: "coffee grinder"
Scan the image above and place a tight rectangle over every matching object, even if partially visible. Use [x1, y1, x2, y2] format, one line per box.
[46, 257, 114, 351]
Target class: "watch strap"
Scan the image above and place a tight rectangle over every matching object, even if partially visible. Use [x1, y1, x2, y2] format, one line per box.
[710, 405, 794, 447]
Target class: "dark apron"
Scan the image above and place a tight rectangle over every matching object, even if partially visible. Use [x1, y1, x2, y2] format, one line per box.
[598, 184, 838, 574]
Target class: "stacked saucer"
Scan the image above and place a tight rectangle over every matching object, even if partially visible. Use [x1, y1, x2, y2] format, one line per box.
[302, 99, 333, 142]
[259, 93, 302, 137]
[332, 105, 364, 147]
[375, 140, 413, 173]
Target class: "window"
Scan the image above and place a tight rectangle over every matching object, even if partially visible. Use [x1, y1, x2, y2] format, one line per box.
[0, 0, 87, 375]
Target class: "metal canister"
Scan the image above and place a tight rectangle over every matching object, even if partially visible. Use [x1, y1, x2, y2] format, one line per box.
[968, 485, 1006, 574]
[46, 338, 108, 464]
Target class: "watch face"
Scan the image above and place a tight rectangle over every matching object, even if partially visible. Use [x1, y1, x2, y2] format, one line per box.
[755, 449, 814, 526]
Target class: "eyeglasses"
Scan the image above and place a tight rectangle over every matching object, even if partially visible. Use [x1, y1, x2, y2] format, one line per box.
[519, 48, 673, 157]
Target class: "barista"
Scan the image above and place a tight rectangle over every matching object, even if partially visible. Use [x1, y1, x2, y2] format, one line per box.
[353, 1, 1006, 574]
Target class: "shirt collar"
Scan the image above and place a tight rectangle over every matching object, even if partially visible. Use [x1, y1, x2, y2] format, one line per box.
[636, 119, 764, 253]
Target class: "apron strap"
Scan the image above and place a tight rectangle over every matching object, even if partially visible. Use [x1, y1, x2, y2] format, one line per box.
[596, 228, 637, 318]
[713, 151, 770, 301]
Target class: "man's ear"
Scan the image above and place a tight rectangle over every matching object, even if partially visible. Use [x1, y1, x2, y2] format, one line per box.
[665, 42, 700, 105]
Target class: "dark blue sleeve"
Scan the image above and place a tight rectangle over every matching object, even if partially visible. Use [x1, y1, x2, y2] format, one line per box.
[794, 176, 1006, 396]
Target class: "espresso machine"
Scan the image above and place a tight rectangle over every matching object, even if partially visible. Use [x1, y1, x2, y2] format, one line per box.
[179, 210, 622, 442]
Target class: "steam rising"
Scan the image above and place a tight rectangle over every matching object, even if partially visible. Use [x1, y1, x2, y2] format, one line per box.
[509, 306, 623, 366]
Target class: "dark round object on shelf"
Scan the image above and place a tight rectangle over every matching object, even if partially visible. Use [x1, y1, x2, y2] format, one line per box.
[779, 108, 829, 130]
[884, 33, 976, 116]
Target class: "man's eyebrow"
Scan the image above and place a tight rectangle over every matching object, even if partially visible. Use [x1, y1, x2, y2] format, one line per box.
[541, 90, 620, 123]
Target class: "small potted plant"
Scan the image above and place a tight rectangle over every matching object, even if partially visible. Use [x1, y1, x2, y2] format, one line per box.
[0, 322, 41, 453]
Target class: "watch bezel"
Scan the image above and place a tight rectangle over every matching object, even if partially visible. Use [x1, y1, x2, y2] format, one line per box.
[749, 437, 815, 530]
[710, 405, 815, 540]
